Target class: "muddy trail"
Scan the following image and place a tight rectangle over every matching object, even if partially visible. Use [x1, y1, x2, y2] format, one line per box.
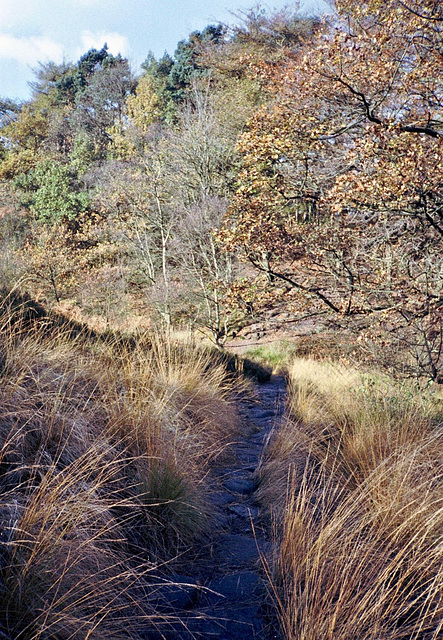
[144, 375, 287, 640]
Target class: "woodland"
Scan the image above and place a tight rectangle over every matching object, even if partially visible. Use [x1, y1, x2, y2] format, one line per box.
[0, 0, 441, 380]
[0, 1, 442, 639]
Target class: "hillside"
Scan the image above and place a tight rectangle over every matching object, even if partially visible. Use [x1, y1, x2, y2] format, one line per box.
[0, 1, 442, 638]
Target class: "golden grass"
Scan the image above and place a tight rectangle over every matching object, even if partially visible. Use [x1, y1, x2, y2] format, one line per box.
[0, 298, 243, 638]
[275, 454, 443, 640]
[285, 358, 441, 484]
[259, 358, 443, 640]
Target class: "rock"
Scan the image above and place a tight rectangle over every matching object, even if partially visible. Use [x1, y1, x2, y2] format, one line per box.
[236, 448, 261, 464]
[149, 575, 198, 611]
[183, 605, 263, 639]
[224, 605, 264, 639]
[210, 491, 236, 507]
[237, 463, 258, 472]
[249, 433, 268, 446]
[180, 612, 229, 639]
[224, 477, 255, 494]
[216, 534, 272, 566]
[228, 504, 259, 519]
[251, 409, 275, 420]
[205, 571, 264, 605]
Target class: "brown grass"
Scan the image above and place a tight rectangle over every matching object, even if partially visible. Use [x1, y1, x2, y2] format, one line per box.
[0, 296, 243, 638]
[259, 358, 443, 640]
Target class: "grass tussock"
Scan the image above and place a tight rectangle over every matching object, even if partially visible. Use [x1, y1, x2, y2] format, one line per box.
[0, 292, 243, 638]
[259, 358, 443, 640]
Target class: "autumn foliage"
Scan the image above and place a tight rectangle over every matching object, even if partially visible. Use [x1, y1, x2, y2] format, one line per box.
[0, 2, 442, 377]
[222, 0, 443, 379]
[0, 5, 443, 640]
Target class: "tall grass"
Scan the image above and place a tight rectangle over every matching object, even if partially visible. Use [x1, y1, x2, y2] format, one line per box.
[259, 358, 443, 640]
[0, 296, 243, 638]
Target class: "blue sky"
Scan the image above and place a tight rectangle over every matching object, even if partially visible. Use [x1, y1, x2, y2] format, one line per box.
[0, 0, 329, 102]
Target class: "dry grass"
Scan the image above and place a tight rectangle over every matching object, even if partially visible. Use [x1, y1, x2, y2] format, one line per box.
[283, 359, 440, 485]
[259, 358, 443, 640]
[0, 294, 243, 638]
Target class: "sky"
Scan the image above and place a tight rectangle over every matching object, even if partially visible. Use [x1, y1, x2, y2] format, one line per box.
[0, 0, 330, 102]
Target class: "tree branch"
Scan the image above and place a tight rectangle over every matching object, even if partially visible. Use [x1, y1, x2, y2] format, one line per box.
[333, 77, 441, 138]
[247, 254, 342, 313]
[397, 1, 443, 22]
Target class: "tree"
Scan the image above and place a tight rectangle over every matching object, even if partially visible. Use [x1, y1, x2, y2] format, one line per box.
[161, 79, 246, 343]
[20, 223, 81, 303]
[222, 0, 443, 379]
[72, 53, 136, 158]
[29, 60, 76, 103]
[93, 77, 243, 340]
[230, 3, 319, 53]
[22, 159, 89, 223]
[167, 25, 225, 103]
[137, 52, 176, 123]
[139, 25, 226, 121]
[2, 104, 49, 154]
[0, 102, 49, 180]
[0, 48, 131, 181]
[126, 74, 164, 133]
[0, 99, 20, 133]
[164, 79, 235, 204]
[92, 131, 176, 328]
[175, 196, 241, 346]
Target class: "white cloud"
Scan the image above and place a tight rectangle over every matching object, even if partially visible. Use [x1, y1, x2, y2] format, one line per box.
[0, 1, 17, 28]
[79, 30, 130, 57]
[0, 33, 64, 65]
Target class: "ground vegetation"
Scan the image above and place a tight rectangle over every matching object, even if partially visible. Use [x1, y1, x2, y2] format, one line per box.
[0, 3, 442, 638]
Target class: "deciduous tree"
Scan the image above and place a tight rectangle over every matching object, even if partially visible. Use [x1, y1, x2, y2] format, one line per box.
[222, 0, 443, 379]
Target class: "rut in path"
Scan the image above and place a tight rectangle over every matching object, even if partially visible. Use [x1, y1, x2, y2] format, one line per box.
[144, 374, 287, 640]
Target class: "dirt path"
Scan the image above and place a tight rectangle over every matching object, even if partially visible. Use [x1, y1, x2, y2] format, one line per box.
[144, 375, 287, 640]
